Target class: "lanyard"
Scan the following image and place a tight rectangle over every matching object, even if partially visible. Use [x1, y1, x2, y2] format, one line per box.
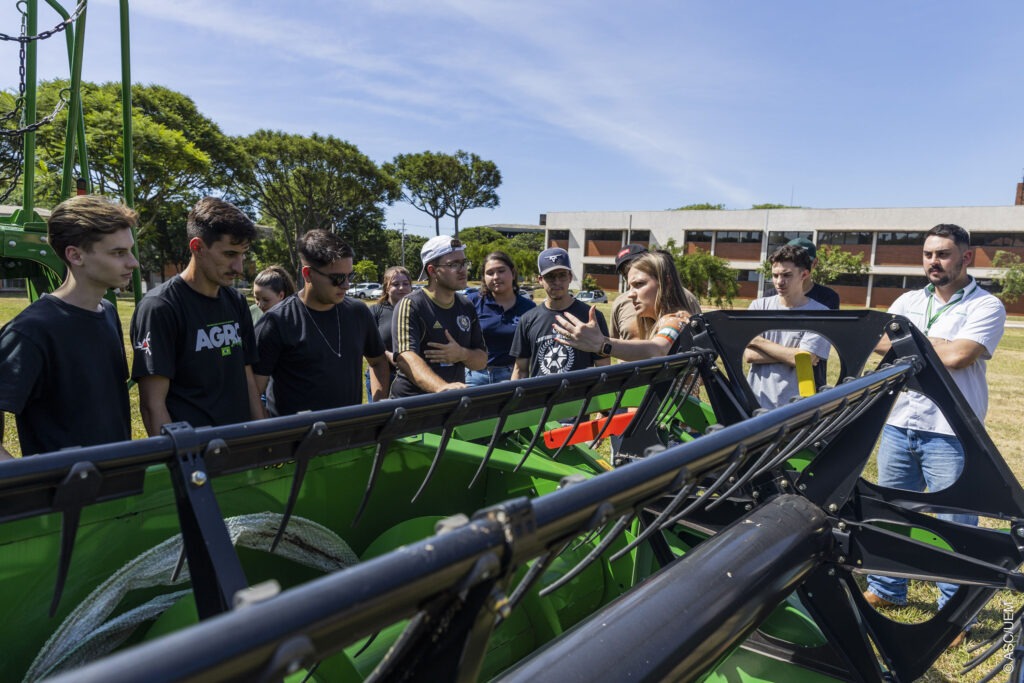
[923, 279, 975, 334]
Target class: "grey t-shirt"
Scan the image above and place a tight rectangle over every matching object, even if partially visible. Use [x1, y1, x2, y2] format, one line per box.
[746, 296, 830, 409]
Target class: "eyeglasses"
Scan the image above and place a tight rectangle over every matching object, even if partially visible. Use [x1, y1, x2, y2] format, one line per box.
[309, 265, 356, 286]
[438, 259, 472, 271]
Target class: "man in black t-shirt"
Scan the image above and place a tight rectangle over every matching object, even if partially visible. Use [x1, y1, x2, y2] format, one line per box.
[390, 235, 487, 397]
[131, 197, 264, 434]
[0, 196, 139, 458]
[511, 248, 610, 379]
[254, 230, 387, 414]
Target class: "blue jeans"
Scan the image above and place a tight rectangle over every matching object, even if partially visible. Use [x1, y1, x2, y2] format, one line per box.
[466, 365, 513, 386]
[866, 424, 976, 610]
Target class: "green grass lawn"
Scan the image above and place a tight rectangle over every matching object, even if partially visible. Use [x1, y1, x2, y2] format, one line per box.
[2, 292, 1023, 680]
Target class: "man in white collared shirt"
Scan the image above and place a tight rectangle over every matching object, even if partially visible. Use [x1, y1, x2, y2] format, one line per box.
[865, 224, 1005, 615]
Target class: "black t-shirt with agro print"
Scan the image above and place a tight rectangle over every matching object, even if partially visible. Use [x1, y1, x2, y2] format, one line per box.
[130, 275, 258, 428]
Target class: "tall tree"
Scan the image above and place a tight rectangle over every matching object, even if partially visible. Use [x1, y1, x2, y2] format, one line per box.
[663, 239, 739, 307]
[811, 245, 869, 284]
[384, 230, 428, 278]
[673, 203, 724, 210]
[444, 150, 501, 236]
[993, 250, 1024, 304]
[458, 226, 507, 280]
[235, 130, 399, 273]
[384, 152, 459, 236]
[28, 80, 236, 276]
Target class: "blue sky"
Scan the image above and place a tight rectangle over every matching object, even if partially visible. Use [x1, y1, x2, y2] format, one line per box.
[3, 1, 1023, 238]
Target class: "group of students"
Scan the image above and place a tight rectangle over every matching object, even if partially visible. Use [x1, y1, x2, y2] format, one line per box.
[0, 199, 1007, 643]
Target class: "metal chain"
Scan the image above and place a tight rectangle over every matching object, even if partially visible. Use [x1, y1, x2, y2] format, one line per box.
[0, 6, 30, 202]
[0, 89, 69, 136]
[0, 8, 28, 125]
[0, 141, 23, 200]
[0, 0, 88, 44]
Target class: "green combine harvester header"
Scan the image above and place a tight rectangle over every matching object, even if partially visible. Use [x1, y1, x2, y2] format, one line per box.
[3, 3, 1024, 683]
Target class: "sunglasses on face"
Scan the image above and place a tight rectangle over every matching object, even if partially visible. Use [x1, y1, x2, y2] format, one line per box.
[438, 259, 472, 271]
[309, 265, 356, 286]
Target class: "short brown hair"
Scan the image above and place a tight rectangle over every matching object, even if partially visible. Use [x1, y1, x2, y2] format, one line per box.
[297, 229, 354, 268]
[47, 195, 139, 266]
[769, 244, 813, 271]
[187, 197, 257, 246]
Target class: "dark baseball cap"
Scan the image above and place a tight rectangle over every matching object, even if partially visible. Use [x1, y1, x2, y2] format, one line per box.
[615, 243, 648, 274]
[787, 237, 817, 261]
[538, 247, 572, 276]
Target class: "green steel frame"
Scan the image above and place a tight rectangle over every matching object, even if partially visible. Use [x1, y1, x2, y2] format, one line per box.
[0, 0, 142, 301]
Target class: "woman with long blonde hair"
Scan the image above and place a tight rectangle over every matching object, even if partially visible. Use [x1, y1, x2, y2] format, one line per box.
[554, 251, 701, 361]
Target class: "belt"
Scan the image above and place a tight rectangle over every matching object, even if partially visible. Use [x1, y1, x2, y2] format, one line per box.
[485, 364, 513, 372]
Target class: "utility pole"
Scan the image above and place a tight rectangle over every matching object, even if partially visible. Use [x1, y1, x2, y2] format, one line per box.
[398, 219, 406, 268]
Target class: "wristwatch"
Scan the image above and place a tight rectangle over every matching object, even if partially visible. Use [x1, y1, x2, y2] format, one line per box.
[598, 339, 613, 358]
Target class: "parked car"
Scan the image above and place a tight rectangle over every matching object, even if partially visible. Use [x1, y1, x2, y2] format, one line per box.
[348, 282, 382, 299]
[575, 290, 608, 304]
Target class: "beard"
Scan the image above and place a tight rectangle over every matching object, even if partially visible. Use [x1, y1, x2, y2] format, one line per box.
[928, 262, 962, 288]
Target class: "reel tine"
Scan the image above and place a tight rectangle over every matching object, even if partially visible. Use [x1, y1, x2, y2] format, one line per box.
[411, 397, 472, 503]
[539, 512, 632, 598]
[611, 480, 696, 562]
[49, 461, 103, 617]
[469, 387, 525, 489]
[549, 373, 608, 461]
[514, 380, 570, 472]
[170, 543, 187, 583]
[713, 424, 787, 502]
[644, 361, 687, 431]
[272, 421, 328, 552]
[353, 408, 406, 526]
[588, 369, 638, 448]
[750, 421, 817, 480]
[353, 631, 381, 658]
[500, 540, 575, 625]
[660, 449, 745, 527]
[653, 359, 700, 430]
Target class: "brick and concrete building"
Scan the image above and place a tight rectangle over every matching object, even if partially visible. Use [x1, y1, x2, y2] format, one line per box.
[542, 199, 1024, 314]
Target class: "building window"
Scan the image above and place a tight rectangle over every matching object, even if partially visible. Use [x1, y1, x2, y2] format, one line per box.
[876, 231, 924, 245]
[873, 275, 928, 289]
[767, 231, 811, 248]
[973, 232, 1024, 248]
[686, 230, 713, 243]
[585, 264, 617, 276]
[818, 231, 872, 245]
[585, 229, 623, 243]
[628, 230, 650, 243]
[737, 269, 760, 282]
[716, 230, 762, 243]
[831, 274, 869, 287]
